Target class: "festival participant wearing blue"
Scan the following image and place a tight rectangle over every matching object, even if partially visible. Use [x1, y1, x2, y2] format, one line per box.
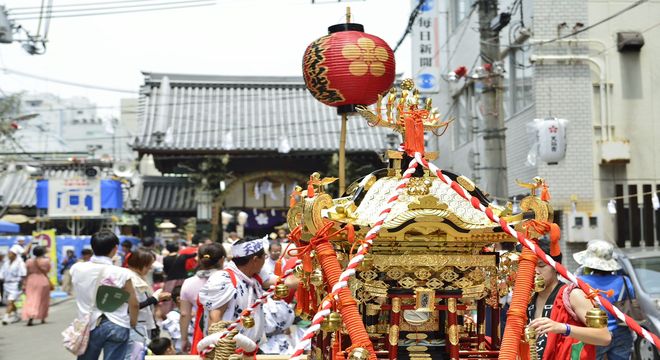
[575, 240, 634, 360]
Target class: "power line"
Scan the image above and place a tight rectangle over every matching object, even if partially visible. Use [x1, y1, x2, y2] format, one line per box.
[9, 0, 215, 16]
[1, 67, 138, 93]
[393, 0, 425, 53]
[534, 0, 648, 46]
[481, 0, 649, 49]
[11, 1, 215, 20]
[8, 0, 188, 11]
[412, 3, 477, 79]
[61, 115, 362, 142]
[10, 92, 321, 116]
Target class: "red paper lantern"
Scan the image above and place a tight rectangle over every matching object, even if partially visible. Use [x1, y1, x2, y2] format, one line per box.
[303, 23, 395, 114]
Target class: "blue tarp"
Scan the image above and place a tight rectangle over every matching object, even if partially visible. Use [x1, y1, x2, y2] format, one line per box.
[0, 235, 140, 281]
[100, 180, 123, 209]
[36, 180, 48, 208]
[36, 179, 123, 210]
[0, 221, 20, 233]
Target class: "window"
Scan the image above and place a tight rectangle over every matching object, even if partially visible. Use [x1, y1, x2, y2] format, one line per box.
[508, 48, 534, 114]
[453, 88, 473, 148]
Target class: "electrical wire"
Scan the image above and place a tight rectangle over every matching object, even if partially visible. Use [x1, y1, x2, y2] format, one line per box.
[11, 1, 215, 20]
[482, 0, 650, 49]
[10, 0, 215, 16]
[535, 0, 648, 46]
[34, 0, 47, 37]
[8, 0, 175, 11]
[8, 0, 192, 11]
[412, 3, 477, 80]
[62, 115, 388, 143]
[392, 0, 425, 53]
[1, 67, 138, 93]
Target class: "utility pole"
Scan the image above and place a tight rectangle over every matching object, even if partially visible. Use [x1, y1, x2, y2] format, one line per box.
[477, 0, 507, 199]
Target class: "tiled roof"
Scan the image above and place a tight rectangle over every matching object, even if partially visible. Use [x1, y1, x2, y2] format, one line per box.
[0, 169, 79, 208]
[139, 176, 195, 213]
[134, 72, 392, 152]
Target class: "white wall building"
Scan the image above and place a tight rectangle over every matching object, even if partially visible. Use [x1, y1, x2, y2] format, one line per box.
[16, 93, 134, 160]
[422, 0, 660, 269]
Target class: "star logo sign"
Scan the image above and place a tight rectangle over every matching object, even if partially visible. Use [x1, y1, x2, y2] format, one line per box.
[548, 125, 558, 133]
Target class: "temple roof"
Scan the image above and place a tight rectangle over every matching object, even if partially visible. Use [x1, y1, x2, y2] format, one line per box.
[134, 72, 392, 153]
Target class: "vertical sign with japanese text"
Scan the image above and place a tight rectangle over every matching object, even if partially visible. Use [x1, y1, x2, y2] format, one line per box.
[411, 0, 441, 93]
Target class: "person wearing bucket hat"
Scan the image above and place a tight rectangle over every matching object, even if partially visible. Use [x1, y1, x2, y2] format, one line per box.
[528, 237, 611, 360]
[1, 244, 26, 325]
[575, 240, 635, 360]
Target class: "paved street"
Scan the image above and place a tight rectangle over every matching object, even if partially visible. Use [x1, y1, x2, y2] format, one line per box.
[0, 298, 77, 360]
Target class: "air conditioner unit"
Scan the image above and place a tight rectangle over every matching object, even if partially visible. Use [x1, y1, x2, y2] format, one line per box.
[566, 211, 605, 243]
[600, 140, 630, 165]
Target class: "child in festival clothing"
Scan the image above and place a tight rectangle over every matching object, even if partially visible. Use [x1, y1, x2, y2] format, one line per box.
[162, 285, 192, 353]
[148, 337, 176, 355]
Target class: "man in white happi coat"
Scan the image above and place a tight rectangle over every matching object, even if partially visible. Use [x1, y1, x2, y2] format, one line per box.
[1, 245, 27, 325]
[198, 237, 296, 355]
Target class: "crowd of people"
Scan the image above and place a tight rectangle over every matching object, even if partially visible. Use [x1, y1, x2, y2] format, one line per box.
[62, 228, 300, 359]
[0, 226, 642, 360]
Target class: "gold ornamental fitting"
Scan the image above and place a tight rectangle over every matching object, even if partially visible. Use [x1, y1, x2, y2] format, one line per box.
[293, 264, 305, 279]
[401, 78, 415, 90]
[320, 312, 342, 332]
[534, 274, 546, 293]
[241, 315, 255, 329]
[274, 283, 290, 299]
[348, 347, 370, 360]
[357, 253, 374, 272]
[585, 306, 608, 328]
[310, 268, 324, 287]
[524, 326, 537, 342]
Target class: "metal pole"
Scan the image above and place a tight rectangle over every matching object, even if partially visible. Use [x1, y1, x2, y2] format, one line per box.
[338, 113, 348, 195]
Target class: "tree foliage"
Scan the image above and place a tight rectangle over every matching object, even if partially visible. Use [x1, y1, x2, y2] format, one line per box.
[0, 93, 23, 119]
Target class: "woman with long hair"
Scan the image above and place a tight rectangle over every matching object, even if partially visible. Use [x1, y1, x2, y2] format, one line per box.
[125, 249, 171, 359]
[180, 242, 225, 354]
[22, 246, 51, 326]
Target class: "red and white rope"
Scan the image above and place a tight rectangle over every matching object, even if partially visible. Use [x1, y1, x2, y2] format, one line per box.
[289, 157, 419, 360]
[198, 260, 302, 357]
[412, 152, 660, 352]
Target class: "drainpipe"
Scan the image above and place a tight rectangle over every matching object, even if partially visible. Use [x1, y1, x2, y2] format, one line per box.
[529, 39, 611, 141]
[529, 54, 607, 142]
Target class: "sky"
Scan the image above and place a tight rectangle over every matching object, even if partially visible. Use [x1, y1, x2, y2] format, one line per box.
[0, 0, 413, 117]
